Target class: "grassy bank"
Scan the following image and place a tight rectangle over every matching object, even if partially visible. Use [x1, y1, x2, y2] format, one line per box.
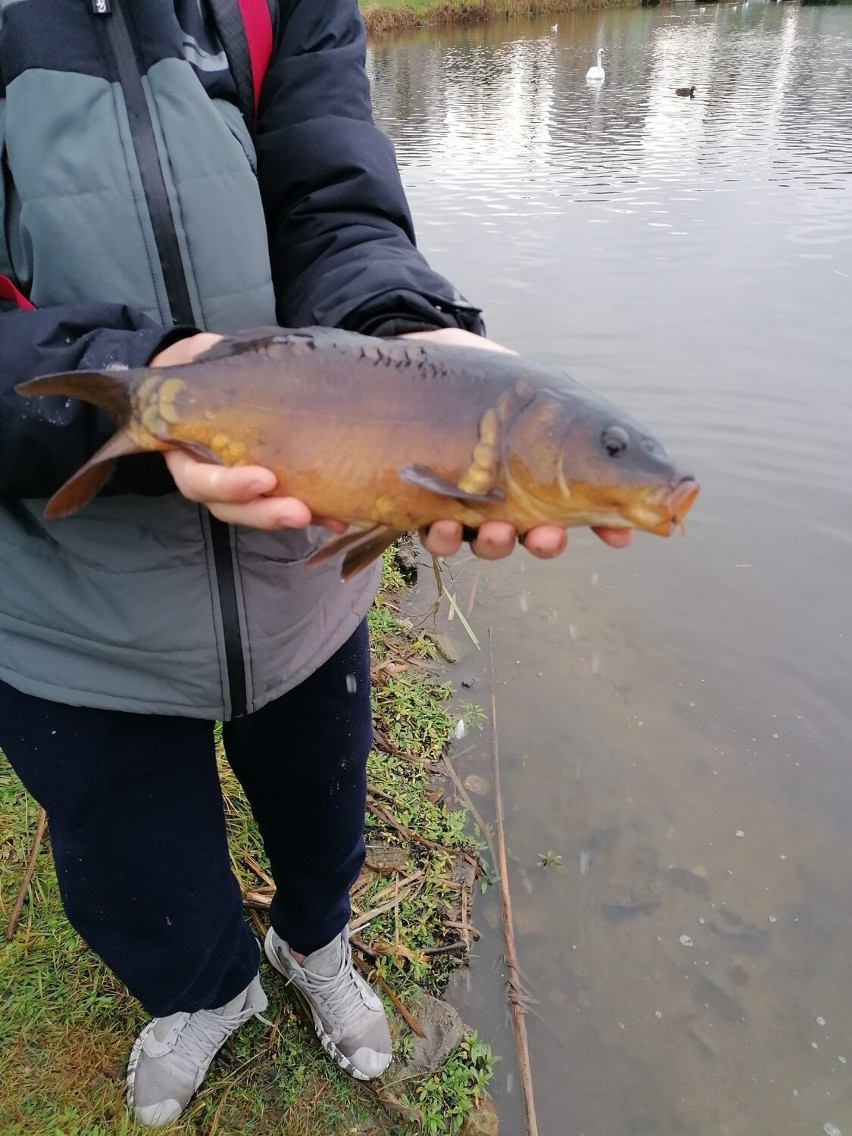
[0, 547, 495, 1136]
[361, 0, 639, 35]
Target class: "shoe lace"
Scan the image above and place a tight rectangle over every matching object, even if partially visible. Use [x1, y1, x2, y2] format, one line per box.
[290, 942, 371, 1033]
[165, 1001, 267, 1078]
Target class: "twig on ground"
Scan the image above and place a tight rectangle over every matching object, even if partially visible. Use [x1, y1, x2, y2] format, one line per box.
[366, 783, 397, 805]
[442, 919, 480, 941]
[242, 852, 274, 887]
[350, 932, 426, 968]
[367, 799, 477, 869]
[247, 908, 267, 940]
[369, 1085, 424, 1129]
[352, 951, 426, 1038]
[372, 727, 426, 765]
[466, 571, 480, 618]
[420, 940, 469, 957]
[5, 806, 47, 941]
[266, 1003, 283, 1052]
[243, 887, 275, 911]
[349, 880, 417, 933]
[371, 870, 424, 906]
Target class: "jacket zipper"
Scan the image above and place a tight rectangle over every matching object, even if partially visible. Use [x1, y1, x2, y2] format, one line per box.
[92, 0, 249, 718]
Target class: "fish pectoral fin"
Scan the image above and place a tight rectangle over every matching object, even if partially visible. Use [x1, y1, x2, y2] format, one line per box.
[172, 440, 226, 464]
[399, 464, 505, 504]
[44, 428, 143, 520]
[306, 524, 402, 581]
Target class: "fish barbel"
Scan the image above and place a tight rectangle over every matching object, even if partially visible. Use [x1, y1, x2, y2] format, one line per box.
[15, 326, 699, 579]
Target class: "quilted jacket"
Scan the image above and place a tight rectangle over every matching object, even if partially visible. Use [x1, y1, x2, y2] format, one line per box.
[0, 0, 483, 718]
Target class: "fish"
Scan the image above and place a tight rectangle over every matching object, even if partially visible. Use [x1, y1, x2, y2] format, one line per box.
[662, 866, 712, 898]
[15, 326, 700, 580]
[690, 973, 748, 1024]
[600, 899, 662, 922]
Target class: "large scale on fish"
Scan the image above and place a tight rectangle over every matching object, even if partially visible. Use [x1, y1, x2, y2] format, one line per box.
[16, 327, 700, 578]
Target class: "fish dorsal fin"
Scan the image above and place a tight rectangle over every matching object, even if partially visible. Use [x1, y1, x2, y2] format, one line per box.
[191, 327, 287, 363]
[306, 523, 402, 581]
[43, 428, 143, 519]
[192, 326, 354, 365]
[399, 464, 505, 504]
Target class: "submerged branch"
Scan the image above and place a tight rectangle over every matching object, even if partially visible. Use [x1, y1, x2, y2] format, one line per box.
[487, 595, 540, 1136]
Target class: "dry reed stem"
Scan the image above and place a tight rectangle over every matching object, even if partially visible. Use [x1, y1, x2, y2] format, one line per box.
[486, 598, 539, 1136]
[367, 799, 478, 868]
[352, 952, 426, 1038]
[242, 852, 274, 887]
[5, 806, 47, 941]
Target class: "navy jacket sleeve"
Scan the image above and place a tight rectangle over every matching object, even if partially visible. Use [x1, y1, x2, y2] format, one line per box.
[0, 304, 194, 499]
[254, 0, 485, 338]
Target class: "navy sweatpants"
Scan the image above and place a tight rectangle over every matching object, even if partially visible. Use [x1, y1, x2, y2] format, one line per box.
[0, 621, 373, 1017]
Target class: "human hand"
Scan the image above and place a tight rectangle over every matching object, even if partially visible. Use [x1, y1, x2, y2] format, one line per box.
[401, 328, 633, 561]
[149, 332, 224, 368]
[151, 333, 345, 533]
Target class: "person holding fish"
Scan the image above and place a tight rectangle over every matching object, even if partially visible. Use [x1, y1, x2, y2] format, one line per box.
[0, 0, 694, 1129]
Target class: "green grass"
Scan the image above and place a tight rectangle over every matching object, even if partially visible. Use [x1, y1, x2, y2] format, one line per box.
[0, 547, 493, 1135]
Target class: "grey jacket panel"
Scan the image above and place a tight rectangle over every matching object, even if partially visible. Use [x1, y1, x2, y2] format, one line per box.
[0, 497, 379, 718]
[234, 525, 381, 715]
[0, 47, 378, 718]
[145, 60, 278, 333]
[7, 70, 169, 319]
[7, 66, 277, 331]
[0, 496, 226, 714]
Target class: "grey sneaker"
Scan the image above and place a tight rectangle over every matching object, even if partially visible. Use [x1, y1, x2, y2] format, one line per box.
[264, 925, 392, 1080]
[126, 974, 268, 1128]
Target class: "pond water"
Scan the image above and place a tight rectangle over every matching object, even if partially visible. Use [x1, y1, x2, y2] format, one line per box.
[368, 4, 852, 1134]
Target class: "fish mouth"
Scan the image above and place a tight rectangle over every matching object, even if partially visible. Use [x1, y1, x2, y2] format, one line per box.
[647, 477, 700, 536]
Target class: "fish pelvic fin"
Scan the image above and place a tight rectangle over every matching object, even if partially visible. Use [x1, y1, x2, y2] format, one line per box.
[399, 464, 505, 504]
[43, 428, 144, 519]
[307, 524, 402, 581]
[15, 369, 134, 421]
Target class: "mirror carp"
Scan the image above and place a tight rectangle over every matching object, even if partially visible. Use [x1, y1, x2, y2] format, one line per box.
[16, 327, 700, 579]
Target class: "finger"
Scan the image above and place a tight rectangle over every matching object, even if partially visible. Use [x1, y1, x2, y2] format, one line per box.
[521, 525, 569, 559]
[420, 520, 463, 558]
[592, 527, 633, 549]
[208, 496, 313, 530]
[165, 450, 277, 505]
[150, 333, 224, 369]
[402, 328, 517, 355]
[471, 520, 518, 560]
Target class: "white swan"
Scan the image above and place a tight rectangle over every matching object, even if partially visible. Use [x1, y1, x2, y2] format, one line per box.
[550, 23, 558, 32]
[586, 48, 606, 81]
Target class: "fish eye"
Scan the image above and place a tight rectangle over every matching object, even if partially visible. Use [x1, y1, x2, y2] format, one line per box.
[601, 425, 630, 457]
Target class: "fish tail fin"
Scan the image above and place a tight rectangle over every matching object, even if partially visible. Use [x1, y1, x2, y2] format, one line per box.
[15, 369, 135, 420]
[307, 523, 402, 581]
[44, 429, 145, 519]
[17, 369, 156, 519]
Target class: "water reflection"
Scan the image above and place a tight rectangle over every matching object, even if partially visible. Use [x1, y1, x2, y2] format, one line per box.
[368, 3, 852, 208]
[374, 4, 852, 1134]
